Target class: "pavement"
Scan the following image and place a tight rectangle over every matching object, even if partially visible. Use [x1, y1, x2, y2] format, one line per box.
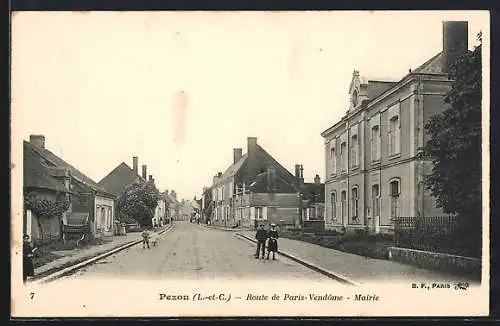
[55, 221, 332, 283]
[33, 225, 171, 279]
[236, 230, 479, 285]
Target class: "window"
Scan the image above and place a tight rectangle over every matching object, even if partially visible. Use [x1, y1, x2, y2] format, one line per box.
[389, 116, 401, 156]
[371, 184, 380, 217]
[255, 207, 263, 219]
[351, 135, 358, 167]
[341, 191, 347, 222]
[330, 192, 337, 221]
[340, 142, 347, 172]
[390, 179, 400, 219]
[330, 147, 337, 174]
[351, 187, 359, 222]
[221, 186, 225, 201]
[371, 125, 380, 161]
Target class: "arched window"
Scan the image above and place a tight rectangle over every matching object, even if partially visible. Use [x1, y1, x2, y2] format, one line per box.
[389, 116, 401, 156]
[390, 178, 401, 219]
[330, 192, 337, 221]
[341, 190, 347, 222]
[352, 90, 359, 107]
[371, 184, 380, 217]
[330, 147, 336, 174]
[351, 134, 358, 167]
[371, 125, 380, 161]
[340, 142, 347, 171]
[351, 186, 359, 222]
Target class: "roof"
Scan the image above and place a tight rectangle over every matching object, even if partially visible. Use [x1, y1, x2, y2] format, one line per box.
[98, 162, 144, 197]
[367, 80, 397, 100]
[247, 170, 297, 194]
[300, 183, 325, 203]
[412, 52, 444, 74]
[213, 154, 248, 186]
[66, 212, 89, 226]
[23, 141, 69, 193]
[27, 140, 113, 197]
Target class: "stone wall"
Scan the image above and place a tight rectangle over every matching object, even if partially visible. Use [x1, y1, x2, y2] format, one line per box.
[387, 246, 481, 279]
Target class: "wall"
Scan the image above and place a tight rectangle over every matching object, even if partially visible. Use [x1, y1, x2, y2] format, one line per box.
[95, 195, 114, 236]
[24, 188, 62, 245]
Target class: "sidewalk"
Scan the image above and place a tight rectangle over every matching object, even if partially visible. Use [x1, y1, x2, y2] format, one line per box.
[237, 230, 478, 284]
[34, 225, 171, 278]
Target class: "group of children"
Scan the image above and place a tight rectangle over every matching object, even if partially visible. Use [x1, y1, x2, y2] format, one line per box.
[254, 223, 279, 260]
[141, 227, 161, 249]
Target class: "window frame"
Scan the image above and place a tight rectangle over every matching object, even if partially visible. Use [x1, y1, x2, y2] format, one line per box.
[351, 186, 359, 222]
[330, 191, 337, 221]
[371, 125, 380, 162]
[389, 178, 401, 220]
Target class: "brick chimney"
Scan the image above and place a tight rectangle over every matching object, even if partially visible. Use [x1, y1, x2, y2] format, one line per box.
[149, 175, 153, 182]
[142, 165, 147, 180]
[443, 21, 469, 74]
[133, 156, 139, 175]
[29, 135, 45, 149]
[233, 148, 243, 164]
[314, 174, 321, 185]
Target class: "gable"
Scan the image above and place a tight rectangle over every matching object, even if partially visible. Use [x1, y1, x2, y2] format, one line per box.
[98, 163, 143, 196]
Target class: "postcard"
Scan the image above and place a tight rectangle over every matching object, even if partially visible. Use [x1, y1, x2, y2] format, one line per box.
[10, 10, 490, 317]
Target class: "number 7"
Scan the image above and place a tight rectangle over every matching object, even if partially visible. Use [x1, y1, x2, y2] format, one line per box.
[29, 292, 35, 299]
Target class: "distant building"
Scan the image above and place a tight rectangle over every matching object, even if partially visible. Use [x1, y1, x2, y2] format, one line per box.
[321, 21, 469, 234]
[209, 137, 301, 229]
[98, 156, 165, 226]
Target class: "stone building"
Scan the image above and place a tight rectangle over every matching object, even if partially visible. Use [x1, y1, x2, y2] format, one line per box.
[321, 21, 469, 234]
[209, 137, 301, 229]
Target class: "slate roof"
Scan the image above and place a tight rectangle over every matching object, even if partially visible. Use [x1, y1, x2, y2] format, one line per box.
[247, 170, 297, 194]
[98, 162, 144, 197]
[213, 154, 248, 186]
[367, 80, 397, 100]
[23, 141, 69, 193]
[412, 52, 444, 74]
[27, 140, 114, 197]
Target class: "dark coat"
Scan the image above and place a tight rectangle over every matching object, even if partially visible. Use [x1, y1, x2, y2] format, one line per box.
[267, 230, 279, 252]
[255, 229, 268, 242]
[23, 242, 35, 279]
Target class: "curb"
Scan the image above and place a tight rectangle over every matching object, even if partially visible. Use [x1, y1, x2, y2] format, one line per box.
[201, 224, 252, 232]
[33, 224, 174, 284]
[235, 232, 360, 286]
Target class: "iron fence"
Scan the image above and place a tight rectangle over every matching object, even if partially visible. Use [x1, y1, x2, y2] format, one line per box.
[394, 215, 477, 257]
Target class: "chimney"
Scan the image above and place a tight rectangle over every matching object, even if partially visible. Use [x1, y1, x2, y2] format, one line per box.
[295, 164, 301, 178]
[267, 167, 276, 192]
[149, 175, 153, 182]
[233, 148, 243, 164]
[218, 172, 222, 177]
[133, 156, 139, 175]
[142, 165, 147, 180]
[443, 21, 469, 74]
[299, 165, 304, 186]
[314, 174, 321, 185]
[29, 135, 45, 149]
[247, 137, 257, 153]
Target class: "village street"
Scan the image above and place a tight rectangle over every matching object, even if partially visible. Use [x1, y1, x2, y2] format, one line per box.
[57, 222, 332, 282]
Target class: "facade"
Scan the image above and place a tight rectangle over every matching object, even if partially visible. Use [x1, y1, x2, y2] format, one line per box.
[209, 137, 301, 229]
[300, 172, 326, 222]
[321, 21, 469, 234]
[164, 190, 180, 222]
[24, 135, 117, 241]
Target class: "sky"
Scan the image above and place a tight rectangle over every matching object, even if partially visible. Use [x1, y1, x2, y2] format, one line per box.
[12, 11, 488, 201]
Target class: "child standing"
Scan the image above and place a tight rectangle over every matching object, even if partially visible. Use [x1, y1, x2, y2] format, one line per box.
[266, 223, 279, 260]
[141, 228, 151, 249]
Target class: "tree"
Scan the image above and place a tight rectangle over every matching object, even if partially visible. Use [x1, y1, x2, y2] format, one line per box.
[116, 180, 161, 228]
[424, 33, 482, 251]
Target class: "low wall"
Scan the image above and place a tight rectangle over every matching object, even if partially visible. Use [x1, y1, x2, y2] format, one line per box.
[387, 246, 481, 279]
[302, 220, 325, 232]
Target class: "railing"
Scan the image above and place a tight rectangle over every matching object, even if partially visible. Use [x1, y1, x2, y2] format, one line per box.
[393, 216, 477, 257]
